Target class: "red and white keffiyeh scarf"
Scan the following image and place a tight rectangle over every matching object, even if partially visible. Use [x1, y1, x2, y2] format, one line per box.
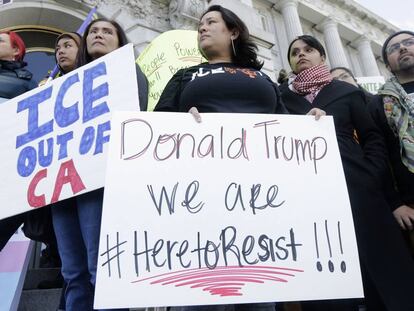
[291, 64, 332, 103]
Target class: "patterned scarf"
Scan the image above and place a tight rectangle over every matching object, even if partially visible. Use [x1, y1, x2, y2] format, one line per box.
[292, 64, 332, 103]
[379, 76, 414, 173]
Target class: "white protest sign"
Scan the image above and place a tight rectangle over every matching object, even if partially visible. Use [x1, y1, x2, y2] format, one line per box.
[356, 76, 385, 94]
[95, 112, 363, 309]
[0, 44, 139, 220]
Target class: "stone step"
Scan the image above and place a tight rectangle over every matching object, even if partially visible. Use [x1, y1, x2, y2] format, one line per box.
[18, 288, 62, 311]
[23, 267, 62, 290]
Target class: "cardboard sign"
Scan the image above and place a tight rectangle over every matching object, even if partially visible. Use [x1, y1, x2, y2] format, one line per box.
[95, 112, 363, 309]
[0, 44, 140, 220]
[136, 30, 205, 111]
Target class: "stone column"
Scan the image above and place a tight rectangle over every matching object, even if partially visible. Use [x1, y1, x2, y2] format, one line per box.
[279, 0, 303, 42]
[355, 36, 380, 76]
[320, 17, 349, 68]
[239, 0, 253, 6]
[169, 0, 207, 30]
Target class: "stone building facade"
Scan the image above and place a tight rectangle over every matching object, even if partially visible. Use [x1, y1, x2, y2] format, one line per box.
[0, 0, 399, 81]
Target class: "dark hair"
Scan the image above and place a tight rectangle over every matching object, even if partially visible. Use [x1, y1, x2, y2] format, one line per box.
[287, 35, 326, 64]
[77, 18, 128, 67]
[277, 69, 288, 84]
[330, 66, 356, 81]
[381, 30, 414, 66]
[200, 5, 263, 70]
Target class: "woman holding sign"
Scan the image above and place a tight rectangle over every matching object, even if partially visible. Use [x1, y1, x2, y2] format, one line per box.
[52, 20, 147, 311]
[155, 5, 324, 311]
[280, 34, 414, 311]
[51, 30, 97, 311]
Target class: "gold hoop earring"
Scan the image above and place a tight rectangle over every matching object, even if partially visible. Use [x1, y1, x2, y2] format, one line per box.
[231, 38, 237, 57]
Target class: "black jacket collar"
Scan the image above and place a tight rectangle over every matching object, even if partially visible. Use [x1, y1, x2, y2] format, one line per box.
[0, 59, 33, 80]
[280, 79, 362, 112]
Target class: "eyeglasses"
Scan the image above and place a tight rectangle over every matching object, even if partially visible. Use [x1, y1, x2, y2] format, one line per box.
[386, 37, 414, 55]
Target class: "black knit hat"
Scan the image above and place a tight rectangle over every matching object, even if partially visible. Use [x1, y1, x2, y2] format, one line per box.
[382, 30, 414, 65]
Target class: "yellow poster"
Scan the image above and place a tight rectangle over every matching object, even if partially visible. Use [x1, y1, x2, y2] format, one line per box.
[137, 30, 205, 111]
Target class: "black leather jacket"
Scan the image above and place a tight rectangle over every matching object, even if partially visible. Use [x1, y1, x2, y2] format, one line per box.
[0, 60, 37, 100]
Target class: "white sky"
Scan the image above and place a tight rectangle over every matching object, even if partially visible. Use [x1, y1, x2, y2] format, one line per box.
[355, 0, 414, 30]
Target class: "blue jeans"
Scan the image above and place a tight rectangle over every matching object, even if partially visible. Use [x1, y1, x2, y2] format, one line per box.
[52, 189, 104, 311]
[170, 303, 276, 311]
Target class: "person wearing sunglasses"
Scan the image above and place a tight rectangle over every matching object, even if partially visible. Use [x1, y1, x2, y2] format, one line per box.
[369, 30, 414, 254]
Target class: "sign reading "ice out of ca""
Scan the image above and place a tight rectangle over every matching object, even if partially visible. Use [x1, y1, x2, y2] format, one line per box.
[0, 44, 140, 220]
[95, 112, 363, 309]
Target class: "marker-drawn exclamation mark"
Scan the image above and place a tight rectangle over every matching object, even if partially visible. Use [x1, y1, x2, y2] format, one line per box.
[325, 219, 335, 272]
[314, 222, 323, 272]
[337, 221, 346, 273]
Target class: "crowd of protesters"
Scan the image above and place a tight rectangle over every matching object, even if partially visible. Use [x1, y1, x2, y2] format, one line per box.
[1, 4, 414, 311]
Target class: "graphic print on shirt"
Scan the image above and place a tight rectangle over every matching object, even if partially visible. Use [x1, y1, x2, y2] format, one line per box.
[190, 66, 263, 82]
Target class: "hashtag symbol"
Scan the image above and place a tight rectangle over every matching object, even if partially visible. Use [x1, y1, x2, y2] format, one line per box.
[100, 232, 127, 278]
